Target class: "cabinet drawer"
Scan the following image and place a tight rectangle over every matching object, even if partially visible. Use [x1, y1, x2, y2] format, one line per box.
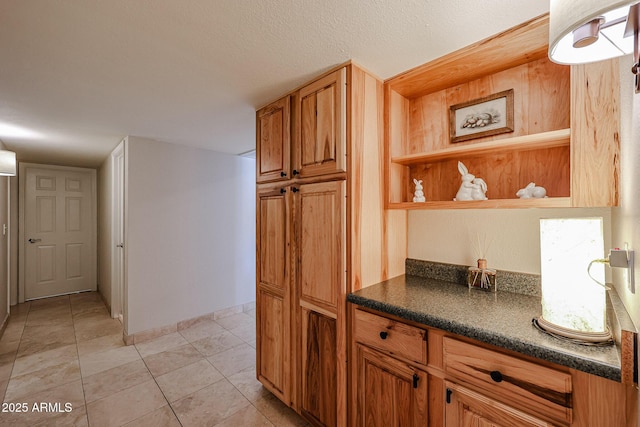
[443, 337, 572, 425]
[353, 309, 427, 365]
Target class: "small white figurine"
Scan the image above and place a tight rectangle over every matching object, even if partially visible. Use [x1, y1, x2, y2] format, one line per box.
[454, 161, 488, 201]
[413, 178, 426, 202]
[516, 182, 547, 199]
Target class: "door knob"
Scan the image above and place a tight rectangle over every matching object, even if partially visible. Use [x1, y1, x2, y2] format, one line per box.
[28, 238, 42, 244]
[116, 243, 124, 248]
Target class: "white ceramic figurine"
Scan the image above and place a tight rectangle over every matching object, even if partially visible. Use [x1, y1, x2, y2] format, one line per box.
[413, 178, 426, 202]
[516, 182, 547, 199]
[454, 161, 488, 201]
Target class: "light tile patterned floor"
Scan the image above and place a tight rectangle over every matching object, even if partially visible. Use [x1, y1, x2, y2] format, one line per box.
[0, 292, 309, 426]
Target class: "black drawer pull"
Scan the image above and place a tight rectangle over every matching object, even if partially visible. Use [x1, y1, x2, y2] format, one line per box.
[292, 169, 300, 176]
[280, 171, 287, 177]
[412, 373, 419, 389]
[280, 188, 286, 194]
[291, 187, 299, 193]
[490, 370, 503, 383]
[379, 331, 388, 340]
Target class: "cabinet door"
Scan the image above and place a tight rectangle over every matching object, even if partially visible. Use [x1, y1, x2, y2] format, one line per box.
[356, 344, 428, 427]
[256, 187, 291, 403]
[300, 308, 337, 427]
[444, 382, 552, 427]
[257, 96, 290, 183]
[296, 181, 345, 313]
[295, 68, 346, 178]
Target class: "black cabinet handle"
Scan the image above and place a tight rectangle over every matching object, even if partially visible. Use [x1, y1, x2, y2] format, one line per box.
[446, 388, 452, 404]
[280, 188, 286, 194]
[292, 169, 300, 176]
[490, 370, 503, 383]
[291, 187, 299, 193]
[412, 373, 419, 389]
[379, 331, 388, 340]
[280, 171, 287, 177]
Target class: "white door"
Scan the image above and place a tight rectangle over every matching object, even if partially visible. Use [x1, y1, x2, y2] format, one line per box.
[21, 164, 96, 300]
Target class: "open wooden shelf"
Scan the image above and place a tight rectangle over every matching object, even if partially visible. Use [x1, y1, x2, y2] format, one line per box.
[391, 129, 570, 166]
[388, 197, 571, 210]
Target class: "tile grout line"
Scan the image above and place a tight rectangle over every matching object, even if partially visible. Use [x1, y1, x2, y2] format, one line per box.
[133, 339, 185, 427]
[70, 295, 92, 426]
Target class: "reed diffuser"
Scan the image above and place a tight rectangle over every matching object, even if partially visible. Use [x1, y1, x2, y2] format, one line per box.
[468, 234, 497, 292]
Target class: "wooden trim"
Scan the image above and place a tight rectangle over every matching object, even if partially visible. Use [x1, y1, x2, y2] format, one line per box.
[392, 129, 570, 166]
[388, 197, 571, 210]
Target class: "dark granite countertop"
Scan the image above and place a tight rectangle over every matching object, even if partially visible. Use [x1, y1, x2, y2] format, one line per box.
[347, 274, 623, 382]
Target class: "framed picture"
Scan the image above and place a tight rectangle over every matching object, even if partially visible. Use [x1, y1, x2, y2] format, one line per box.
[449, 89, 514, 143]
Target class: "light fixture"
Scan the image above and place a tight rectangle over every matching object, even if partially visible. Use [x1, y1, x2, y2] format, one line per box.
[0, 151, 17, 176]
[549, 0, 640, 92]
[535, 218, 613, 344]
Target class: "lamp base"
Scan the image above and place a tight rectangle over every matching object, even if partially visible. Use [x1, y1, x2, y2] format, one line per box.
[533, 316, 614, 346]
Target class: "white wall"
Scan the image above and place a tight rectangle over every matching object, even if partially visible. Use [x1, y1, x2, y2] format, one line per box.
[125, 136, 255, 335]
[612, 55, 640, 330]
[97, 149, 115, 310]
[409, 208, 612, 275]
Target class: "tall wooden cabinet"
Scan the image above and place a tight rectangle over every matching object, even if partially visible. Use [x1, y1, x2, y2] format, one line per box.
[256, 64, 407, 426]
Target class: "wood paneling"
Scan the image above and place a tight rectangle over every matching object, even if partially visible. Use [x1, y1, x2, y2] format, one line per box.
[301, 309, 337, 427]
[571, 59, 621, 207]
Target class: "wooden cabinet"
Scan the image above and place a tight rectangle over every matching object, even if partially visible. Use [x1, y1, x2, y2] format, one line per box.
[350, 306, 638, 427]
[352, 308, 429, 426]
[256, 186, 291, 404]
[296, 180, 344, 426]
[443, 337, 572, 426]
[296, 181, 345, 313]
[444, 381, 551, 427]
[256, 64, 407, 427]
[385, 15, 619, 209]
[256, 96, 290, 183]
[356, 344, 428, 427]
[296, 68, 346, 179]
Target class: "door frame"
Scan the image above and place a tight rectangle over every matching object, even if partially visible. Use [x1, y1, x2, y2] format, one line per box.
[110, 142, 125, 319]
[18, 163, 97, 303]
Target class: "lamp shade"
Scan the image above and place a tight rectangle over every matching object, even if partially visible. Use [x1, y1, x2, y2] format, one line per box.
[0, 150, 17, 176]
[549, 0, 637, 64]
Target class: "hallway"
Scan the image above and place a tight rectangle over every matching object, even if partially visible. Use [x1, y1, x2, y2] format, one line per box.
[0, 293, 308, 426]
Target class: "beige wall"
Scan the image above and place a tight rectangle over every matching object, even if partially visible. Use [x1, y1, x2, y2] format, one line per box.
[409, 208, 612, 275]
[612, 55, 640, 330]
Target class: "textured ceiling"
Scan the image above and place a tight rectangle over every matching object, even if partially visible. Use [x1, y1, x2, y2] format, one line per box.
[0, 1, 549, 167]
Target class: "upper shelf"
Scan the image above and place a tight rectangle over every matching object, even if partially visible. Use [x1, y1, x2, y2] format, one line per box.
[391, 129, 571, 166]
[386, 14, 549, 98]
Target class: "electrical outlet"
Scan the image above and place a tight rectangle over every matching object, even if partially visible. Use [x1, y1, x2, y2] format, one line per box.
[608, 245, 635, 293]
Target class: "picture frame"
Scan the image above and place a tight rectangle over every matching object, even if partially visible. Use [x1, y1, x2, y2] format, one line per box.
[449, 89, 514, 143]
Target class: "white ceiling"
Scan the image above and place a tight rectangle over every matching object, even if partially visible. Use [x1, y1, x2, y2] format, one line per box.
[0, 0, 549, 168]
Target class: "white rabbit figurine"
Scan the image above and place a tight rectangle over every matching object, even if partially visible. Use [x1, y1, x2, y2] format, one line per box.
[413, 178, 426, 202]
[516, 182, 547, 199]
[454, 161, 488, 201]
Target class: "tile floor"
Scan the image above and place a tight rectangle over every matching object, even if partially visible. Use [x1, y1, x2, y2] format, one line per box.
[0, 292, 309, 426]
